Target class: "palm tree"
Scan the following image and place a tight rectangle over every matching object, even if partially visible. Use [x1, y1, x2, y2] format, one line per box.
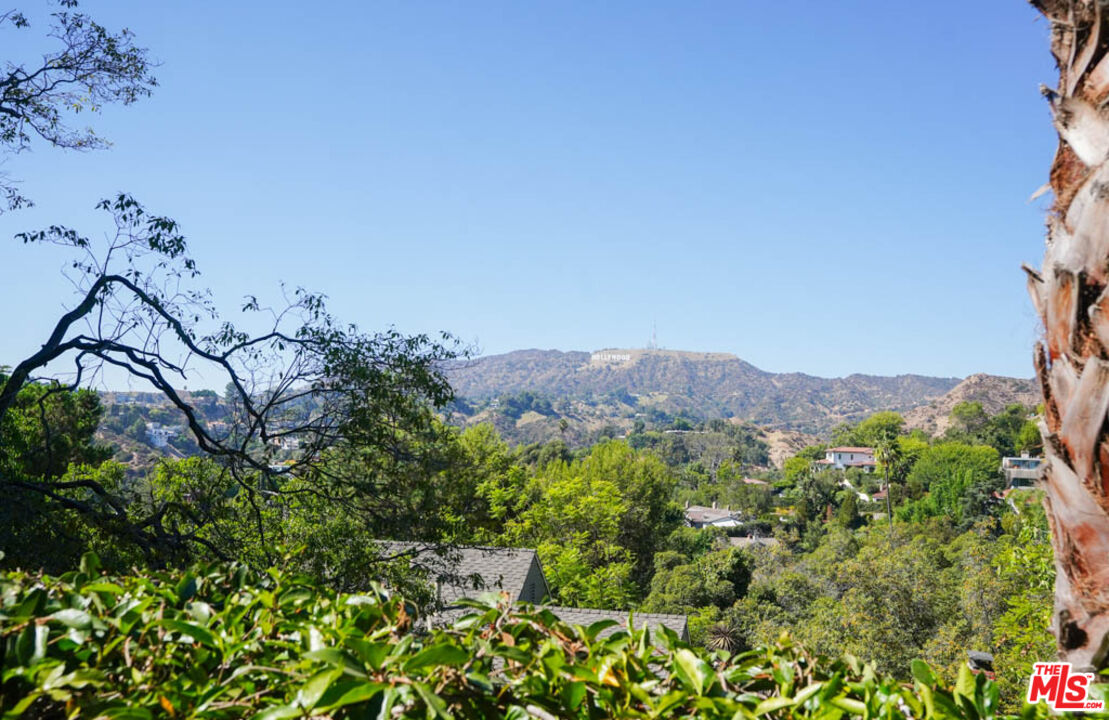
[874, 438, 903, 538]
[1029, 0, 1109, 670]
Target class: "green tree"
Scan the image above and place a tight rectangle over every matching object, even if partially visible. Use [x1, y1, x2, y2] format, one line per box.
[502, 441, 680, 607]
[0, 196, 461, 571]
[854, 412, 906, 447]
[949, 402, 988, 436]
[0, 2, 157, 210]
[903, 443, 1000, 499]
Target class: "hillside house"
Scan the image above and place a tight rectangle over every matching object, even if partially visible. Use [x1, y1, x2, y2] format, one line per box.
[814, 446, 876, 472]
[1001, 454, 1043, 489]
[684, 503, 742, 529]
[381, 542, 689, 641]
[146, 422, 179, 448]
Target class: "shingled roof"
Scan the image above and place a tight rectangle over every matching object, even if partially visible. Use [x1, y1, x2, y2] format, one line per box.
[545, 606, 690, 643]
[378, 542, 549, 605]
[378, 542, 690, 644]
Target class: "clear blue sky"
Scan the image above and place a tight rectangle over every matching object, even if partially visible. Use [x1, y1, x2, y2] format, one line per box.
[0, 0, 1058, 385]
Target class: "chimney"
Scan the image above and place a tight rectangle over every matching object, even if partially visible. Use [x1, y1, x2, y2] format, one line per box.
[684, 500, 690, 509]
[712, 500, 717, 509]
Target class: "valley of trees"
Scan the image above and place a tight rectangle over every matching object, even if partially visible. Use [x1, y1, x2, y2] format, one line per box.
[3, 1, 1108, 718]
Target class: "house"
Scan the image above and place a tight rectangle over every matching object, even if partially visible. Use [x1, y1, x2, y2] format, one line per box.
[741, 477, 768, 486]
[1001, 454, 1043, 489]
[727, 536, 780, 550]
[378, 542, 549, 608]
[684, 503, 742, 529]
[814, 446, 876, 472]
[146, 422, 179, 448]
[379, 542, 688, 642]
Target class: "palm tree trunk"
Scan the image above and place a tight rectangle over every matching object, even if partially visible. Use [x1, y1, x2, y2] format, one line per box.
[1029, 0, 1109, 670]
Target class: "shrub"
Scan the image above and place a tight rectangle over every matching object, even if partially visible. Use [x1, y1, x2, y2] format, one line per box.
[1, 554, 1038, 718]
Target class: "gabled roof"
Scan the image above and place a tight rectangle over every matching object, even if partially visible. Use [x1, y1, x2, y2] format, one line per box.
[827, 446, 874, 454]
[684, 505, 739, 524]
[545, 606, 690, 643]
[378, 542, 549, 605]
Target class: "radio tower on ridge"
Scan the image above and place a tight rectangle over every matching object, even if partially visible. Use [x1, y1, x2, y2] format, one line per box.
[648, 321, 658, 350]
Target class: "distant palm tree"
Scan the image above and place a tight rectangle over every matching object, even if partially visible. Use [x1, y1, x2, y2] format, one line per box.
[873, 438, 903, 538]
[1029, 0, 1109, 670]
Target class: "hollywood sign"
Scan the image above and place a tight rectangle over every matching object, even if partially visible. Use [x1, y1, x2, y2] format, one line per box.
[592, 353, 631, 362]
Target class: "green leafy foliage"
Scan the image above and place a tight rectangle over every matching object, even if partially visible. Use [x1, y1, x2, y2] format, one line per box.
[0, 556, 1030, 719]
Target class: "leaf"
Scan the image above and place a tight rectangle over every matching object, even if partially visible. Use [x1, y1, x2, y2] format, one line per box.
[102, 708, 153, 720]
[346, 639, 390, 670]
[83, 582, 127, 596]
[830, 696, 867, 714]
[413, 682, 450, 718]
[584, 619, 619, 638]
[50, 608, 92, 630]
[561, 681, 587, 710]
[911, 659, 937, 687]
[79, 552, 102, 576]
[161, 619, 218, 649]
[955, 662, 975, 699]
[252, 704, 302, 720]
[316, 680, 385, 710]
[175, 574, 197, 604]
[674, 648, 712, 695]
[304, 648, 366, 677]
[754, 696, 795, 715]
[294, 668, 342, 711]
[403, 643, 469, 671]
[792, 682, 822, 705]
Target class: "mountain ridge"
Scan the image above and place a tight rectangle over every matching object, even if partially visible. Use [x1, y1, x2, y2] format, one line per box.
[448, 348, 1027, 436]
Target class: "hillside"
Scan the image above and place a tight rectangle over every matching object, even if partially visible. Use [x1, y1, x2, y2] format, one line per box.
[449, 348, 963, 435]
[902, 373, 1040, 436]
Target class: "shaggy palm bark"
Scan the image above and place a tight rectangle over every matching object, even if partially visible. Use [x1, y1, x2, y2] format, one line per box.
[1029, 0, 1109, 670]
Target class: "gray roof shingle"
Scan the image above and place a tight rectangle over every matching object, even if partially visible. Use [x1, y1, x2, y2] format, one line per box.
[378, 541, 548, 604]
[544, 606, 690, 643]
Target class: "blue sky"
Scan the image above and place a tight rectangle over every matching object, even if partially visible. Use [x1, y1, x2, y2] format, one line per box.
[0, 1, 1058, 385]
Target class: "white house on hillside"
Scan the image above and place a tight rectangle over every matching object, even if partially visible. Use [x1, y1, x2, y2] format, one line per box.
[146, 423, 179, 449]
[815, 446, 876, 472]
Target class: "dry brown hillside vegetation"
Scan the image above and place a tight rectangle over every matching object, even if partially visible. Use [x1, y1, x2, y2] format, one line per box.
[902, 374, 1039, 437]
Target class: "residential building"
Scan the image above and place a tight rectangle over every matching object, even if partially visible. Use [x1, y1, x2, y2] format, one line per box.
[814, 446, 876, 472]
[1001, 454, 1043, 489]
[380, 541, 689, 642]
[146, 422, 179, 448]
[684, 503, 742, 529]
[379, 542, 549, 608]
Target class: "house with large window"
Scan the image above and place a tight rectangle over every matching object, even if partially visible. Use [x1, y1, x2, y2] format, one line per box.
[1001, 454, 1043, 489]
